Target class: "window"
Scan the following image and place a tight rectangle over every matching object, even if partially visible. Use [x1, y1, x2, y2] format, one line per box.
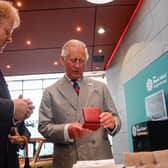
[6, 72, 106, 137]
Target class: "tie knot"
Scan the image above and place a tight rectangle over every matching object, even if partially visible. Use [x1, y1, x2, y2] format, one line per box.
[71, 80, 80, 95]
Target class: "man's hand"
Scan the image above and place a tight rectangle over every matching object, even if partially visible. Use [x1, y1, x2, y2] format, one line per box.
[13, 96, 35, 121]
[13, 98, 28, 121]
[68, 123, 91, 139]
[24, 98, 35, 119]
[8, 127, 27, 145]
[99, 112, 116, 129]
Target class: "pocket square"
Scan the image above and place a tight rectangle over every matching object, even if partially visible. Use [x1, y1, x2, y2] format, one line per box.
[82, 107, 101, 131]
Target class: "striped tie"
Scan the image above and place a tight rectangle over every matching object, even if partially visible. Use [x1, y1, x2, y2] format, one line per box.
[71, 80, 80, 95]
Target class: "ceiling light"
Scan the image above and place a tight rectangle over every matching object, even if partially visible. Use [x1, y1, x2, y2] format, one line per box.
[86, 0, 114, 4]
[16, 1, 22, 7]
[26, 40, 32, 45]
[98, 49, 103, 53]
[76, 26, 82, 32]
[97, 27, 105, 34]
[95, 66, 100, 70]
[6, 64, 11, 69]
[53, 61, 58, 66]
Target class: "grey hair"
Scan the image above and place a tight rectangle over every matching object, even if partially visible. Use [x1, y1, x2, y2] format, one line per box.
[61, 39, 89, 61]
[0, 1, 20, 29]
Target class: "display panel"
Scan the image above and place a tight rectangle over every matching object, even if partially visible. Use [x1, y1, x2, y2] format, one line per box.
[145, 90, 167, 120]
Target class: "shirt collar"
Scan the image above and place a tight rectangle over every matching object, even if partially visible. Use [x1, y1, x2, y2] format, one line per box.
[64, 74, 82, 83]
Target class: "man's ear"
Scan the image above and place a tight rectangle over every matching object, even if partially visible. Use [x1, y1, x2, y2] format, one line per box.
[59, 56, 65, 65]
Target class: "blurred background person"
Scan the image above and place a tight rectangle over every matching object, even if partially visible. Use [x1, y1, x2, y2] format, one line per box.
[39, 39, 121, 168]
[0, 1, 34, 168]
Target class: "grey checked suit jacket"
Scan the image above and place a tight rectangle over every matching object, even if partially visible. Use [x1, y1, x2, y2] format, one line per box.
[38, 76, 121, 168]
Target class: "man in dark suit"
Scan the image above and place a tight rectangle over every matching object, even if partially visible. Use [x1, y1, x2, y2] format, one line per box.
[39, 39, 121, 168]
[0, 1, 34, 168]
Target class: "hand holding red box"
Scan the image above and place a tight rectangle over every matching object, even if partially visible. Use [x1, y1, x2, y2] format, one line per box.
[82, 107, 101, 131]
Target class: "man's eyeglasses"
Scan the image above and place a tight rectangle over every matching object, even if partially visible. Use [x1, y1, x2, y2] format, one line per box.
[68, 58, 86, 65]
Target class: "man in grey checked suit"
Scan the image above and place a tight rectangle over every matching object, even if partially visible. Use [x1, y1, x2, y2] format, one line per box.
[38, 39, 121, 168]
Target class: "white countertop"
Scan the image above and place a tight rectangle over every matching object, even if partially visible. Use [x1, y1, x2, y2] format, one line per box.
[72, 159, 125, 168]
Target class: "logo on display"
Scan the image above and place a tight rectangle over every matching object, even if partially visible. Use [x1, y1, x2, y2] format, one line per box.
[146, 72, 167, 92]
[146, 78, 153, 91]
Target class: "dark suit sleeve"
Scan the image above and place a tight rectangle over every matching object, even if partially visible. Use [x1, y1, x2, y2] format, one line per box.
[16, 122, 31, 149]
[17, 121, 31, 139]
[0, 98, 14, 122]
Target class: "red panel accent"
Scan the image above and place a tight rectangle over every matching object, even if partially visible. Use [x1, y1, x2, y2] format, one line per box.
[104, 0, 143, 70]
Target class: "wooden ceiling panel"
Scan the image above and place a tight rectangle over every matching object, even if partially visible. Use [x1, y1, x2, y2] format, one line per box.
[1, 0, 142, 76]
[7, 8, 95, 50]
[95, 5, 136, 45]
[11, 0, 94, 10]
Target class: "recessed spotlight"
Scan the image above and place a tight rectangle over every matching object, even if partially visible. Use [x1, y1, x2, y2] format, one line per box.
[97, 27, 105, 34]
[98, 49, 103, 53]
[76, 26, 82, 32]
[86, 0, 114, 4]
[16, 1, 22, 7]
[53, 61, 58, 66]
[95, 66, 100, 70]
[26, 40, 32, 45]
[6, 64, 11, 69]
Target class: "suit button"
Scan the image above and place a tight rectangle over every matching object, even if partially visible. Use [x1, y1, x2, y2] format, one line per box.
[92, 140, 96, 144]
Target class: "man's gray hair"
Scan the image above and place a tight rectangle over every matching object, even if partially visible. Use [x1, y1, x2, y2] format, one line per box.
[61, 39, 89, 61]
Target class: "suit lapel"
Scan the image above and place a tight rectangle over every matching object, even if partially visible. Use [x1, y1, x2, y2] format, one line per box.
[0, 70, 11, 98]
[57, 77, 79, 110]
[57, 77, 97, 110]
[79, 78, 97, 108]
[0, 70, 6, 87]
